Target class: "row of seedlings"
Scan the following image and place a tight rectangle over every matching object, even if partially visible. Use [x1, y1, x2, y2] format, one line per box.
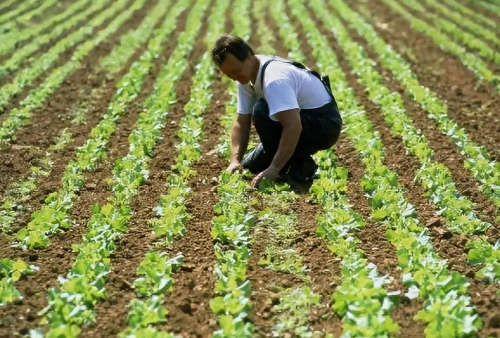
[0, 0, 106, 77]
[98, 0, 174, 75]
[293, 0, 482, 336]
[252, 182, 320, 337]
[0, 1, 169, 232]
[0, 129, 72, 234]
[405, 0, 500, 66]
[118, 1, 230, 334]
[339, 0, 500, 217]
[0, 0, 149, 143]
[208, 0, 255, 336]
[63, 0, 176, 128]
[40, 0, 176, 156]
[419, 0, 500, 50]
[29, 0, 211, 336]
[439, 0, 498, 31]
[0, 0, 18, 14]
[334, 0, 500, 288]
[0, 0, 43, 27]
[0, 0, 169, 235]
[321, 1, 491, 235]
[215, 0, 251, 158]
[0, 258, 37, 306]
[0, 0, 60, 34]
[466, 0, 500, 16]
[0, 0, 129, 110]
[273, 0, 399, 336]
[15, 0, 191, 250]
[257, 2, 327, 335]
[378, 0, 500, 93]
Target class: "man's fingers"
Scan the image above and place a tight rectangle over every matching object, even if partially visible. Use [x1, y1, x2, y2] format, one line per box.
[250, 173, 263, 188]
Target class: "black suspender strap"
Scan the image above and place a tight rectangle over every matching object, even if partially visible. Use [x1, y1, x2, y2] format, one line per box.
[259, 57, 334, 100]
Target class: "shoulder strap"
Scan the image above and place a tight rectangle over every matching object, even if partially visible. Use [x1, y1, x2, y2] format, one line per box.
[259, 57, 334, 99]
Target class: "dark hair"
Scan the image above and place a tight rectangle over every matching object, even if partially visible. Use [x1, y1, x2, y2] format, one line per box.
[211, 34, 255, 66]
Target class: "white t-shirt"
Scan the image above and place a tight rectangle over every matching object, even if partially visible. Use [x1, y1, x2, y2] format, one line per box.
[237, 55, 332, 121]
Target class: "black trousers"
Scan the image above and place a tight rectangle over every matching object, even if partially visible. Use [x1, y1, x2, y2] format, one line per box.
[241, 98, 342, 174]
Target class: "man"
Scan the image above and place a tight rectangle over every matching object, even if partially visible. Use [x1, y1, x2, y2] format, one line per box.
[211, 34, 342, 188]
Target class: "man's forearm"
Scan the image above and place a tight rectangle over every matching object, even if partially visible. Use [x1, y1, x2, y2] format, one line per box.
[270, 124, 301, 170]
[231, 121, 250, 162]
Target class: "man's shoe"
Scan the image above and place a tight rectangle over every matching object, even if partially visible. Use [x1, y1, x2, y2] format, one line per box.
[287, 156, 318, 183]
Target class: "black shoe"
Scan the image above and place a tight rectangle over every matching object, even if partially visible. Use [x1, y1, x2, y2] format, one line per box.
[287, 156, 318, 183]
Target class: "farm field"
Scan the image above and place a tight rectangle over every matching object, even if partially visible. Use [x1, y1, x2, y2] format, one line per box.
[0, 0, 500, 337]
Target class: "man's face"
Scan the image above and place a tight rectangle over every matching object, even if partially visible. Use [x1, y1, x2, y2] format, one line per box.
[219, 53, 252, 84]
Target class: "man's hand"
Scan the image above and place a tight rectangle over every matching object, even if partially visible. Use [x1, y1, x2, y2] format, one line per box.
[250, 166, 280, 188]
[227, 160, 244, 173]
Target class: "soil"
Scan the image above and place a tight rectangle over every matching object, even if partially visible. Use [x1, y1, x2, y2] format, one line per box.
[2, 0, 500, 337]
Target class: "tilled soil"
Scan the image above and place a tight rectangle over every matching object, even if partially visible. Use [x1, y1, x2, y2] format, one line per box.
[2, 0, 500, 337]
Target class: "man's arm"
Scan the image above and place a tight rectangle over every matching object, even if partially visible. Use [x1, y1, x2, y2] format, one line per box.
[228, 113, 252, 171]
[269, 108, 302, 171]
[250, 108, 301, 187]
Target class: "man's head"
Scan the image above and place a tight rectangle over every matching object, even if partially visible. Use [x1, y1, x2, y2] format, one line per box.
[211, 34, 258, 84]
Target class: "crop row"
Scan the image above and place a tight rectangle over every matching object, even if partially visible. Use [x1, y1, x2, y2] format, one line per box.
[0, 0, 127, 113]
[0, 0, 148, 144]
[440, 0, 497, 30]
[118, 0, 229, 333]
[0, 0, 42, 27]
[297, 0, 482, 336]
[335, 0, 500, 286]
[249, 1, 324, 335]
[406, 0, 500, 66]
[467, 0, 500, 16]
[420, 0, 500, 50]
[29, 0, 210, 335]
[379, 0, 500, 93]
[0, 0, 18, 15]
[16, 0, 189, 250]
[0, 0, 106, 77]
[0, 258, 37, 306]
[0, 0, 173, 235]
[206, 2, 257, 337]
[0, 129, 72, 234]
[345, 0, 500, 218]
[270, 0, 399, 335]
[329, 0, 490, 235]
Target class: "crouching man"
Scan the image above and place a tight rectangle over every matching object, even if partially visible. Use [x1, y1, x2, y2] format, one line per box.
[211, 34, 342, 188]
